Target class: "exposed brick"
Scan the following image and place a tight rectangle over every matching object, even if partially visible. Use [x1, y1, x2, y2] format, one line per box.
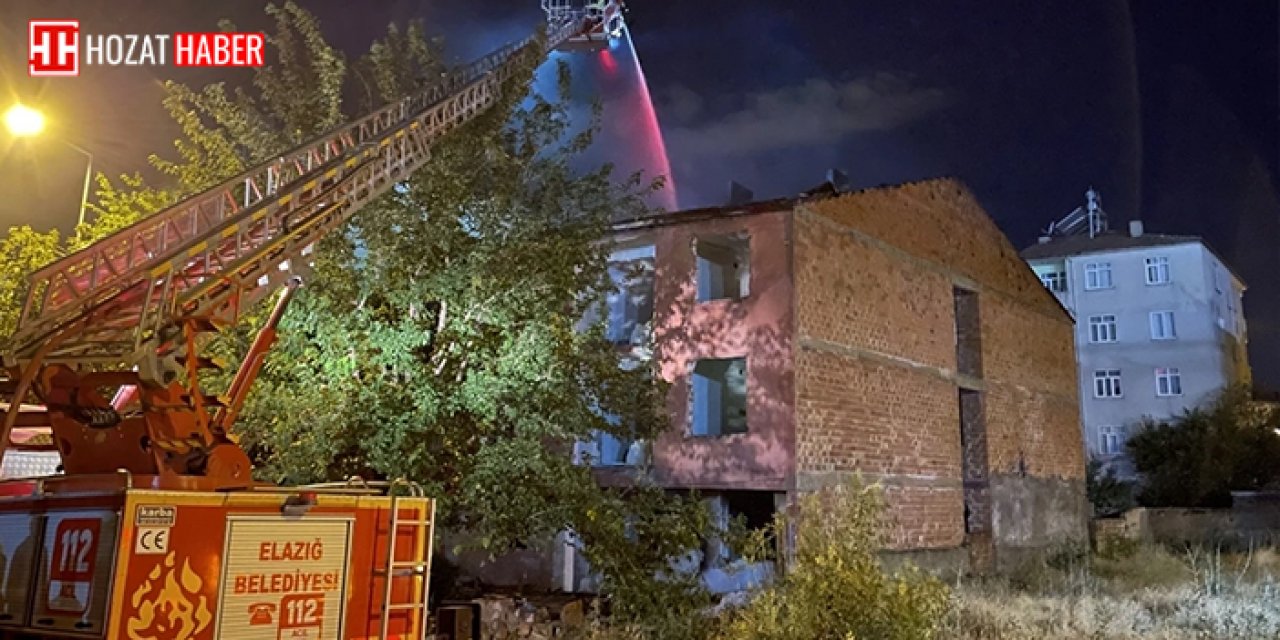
[979, 295, 1077, 395]
[801, 179, 1065, 320]
[794, 216, 956, 372]
[881, 484, 966, 549]
[985, 384, 1084, 479]
[795, 348, 961, 480]
[618, 177, 1085, 555]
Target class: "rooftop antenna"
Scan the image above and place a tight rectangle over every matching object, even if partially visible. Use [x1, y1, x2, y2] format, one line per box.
[1085, 186, 1105, 238]
[1041, 185, 1109, 239]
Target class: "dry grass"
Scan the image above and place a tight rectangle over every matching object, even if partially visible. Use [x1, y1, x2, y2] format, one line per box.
[945, 545, 1280, 639]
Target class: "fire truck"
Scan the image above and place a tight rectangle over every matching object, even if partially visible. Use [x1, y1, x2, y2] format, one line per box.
[0, 3, 624, 638]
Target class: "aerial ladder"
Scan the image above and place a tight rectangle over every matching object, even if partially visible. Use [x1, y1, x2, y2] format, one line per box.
[0, 4, 623, 638]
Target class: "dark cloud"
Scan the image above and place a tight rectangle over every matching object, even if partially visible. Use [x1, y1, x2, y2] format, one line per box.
[661, 74, 948, 159]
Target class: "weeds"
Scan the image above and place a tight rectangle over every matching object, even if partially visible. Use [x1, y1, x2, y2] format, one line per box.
[946, 544, 1280, 639]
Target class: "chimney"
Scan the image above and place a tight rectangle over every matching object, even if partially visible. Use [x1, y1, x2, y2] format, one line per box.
[727, 181, 753, 207]
[1129, 220, 1144, 238]
[826, 168, 851, 191]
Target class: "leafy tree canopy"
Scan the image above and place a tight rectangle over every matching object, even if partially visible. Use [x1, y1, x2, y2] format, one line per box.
[1, 1, 707, 620]
[1128, 385, 1280, 508]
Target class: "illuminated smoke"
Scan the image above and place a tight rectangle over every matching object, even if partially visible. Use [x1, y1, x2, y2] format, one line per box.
[535, 24, 679, 212]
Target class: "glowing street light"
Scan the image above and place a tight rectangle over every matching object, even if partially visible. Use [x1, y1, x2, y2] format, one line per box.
[4, 103, 93, 227]
[4, 104, 45, 137]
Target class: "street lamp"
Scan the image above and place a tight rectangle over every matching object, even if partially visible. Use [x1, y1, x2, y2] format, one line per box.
[4, 103, 94, 227]
[4, 104, 44, 137]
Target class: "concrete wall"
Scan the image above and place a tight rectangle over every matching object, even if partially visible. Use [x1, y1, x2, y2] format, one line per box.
[1029, 242, 1250, 466]
[795, 179, 1088, 565]
[1094, 499, 1280, 550]
[648, 210, 795, 491]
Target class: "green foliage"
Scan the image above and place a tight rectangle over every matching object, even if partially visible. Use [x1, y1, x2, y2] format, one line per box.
[1, 0, 705, 620]
[716, 483, 951, 640]
[352, 20, 444, 110]
[1128, 386, 1280, 507]
[0, 226, 61, 337]
[1085, 459, 1134, 517]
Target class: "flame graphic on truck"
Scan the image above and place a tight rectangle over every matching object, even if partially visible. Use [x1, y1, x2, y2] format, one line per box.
[126, 551, 212, 639]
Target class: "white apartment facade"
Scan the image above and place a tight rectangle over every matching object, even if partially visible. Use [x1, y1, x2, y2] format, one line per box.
[1023, 213, 1248, 471]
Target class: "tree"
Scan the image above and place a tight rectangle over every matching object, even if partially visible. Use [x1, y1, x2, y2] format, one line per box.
[0, 1, 709, 623]
[1128, 386, 1280, 508]
[0, 226, 61, 337]
[228, 17, 709, 623]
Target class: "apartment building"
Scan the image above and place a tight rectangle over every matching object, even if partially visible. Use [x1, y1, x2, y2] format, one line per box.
[1021, 190, 1249, 473]
[577, 177, 1088, 582]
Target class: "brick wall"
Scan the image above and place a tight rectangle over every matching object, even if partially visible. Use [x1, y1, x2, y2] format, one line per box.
[793, 178, 1085, 553]
[793, 207, 966, 550]
[647, 210, 795, 490]
[794, 348, 960, 479]
[803, 179, 1065, 320]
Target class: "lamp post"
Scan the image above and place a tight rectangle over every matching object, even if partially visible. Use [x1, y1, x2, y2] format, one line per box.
[5, 103, 94, 227]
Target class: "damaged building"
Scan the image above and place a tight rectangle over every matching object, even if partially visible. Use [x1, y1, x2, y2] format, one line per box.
[456, 177, 1089, 592]
[581, 176, 1089, 583]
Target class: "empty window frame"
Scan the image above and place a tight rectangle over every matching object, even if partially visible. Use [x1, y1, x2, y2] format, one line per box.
[703, 491, 779, 567]
[606, 261, 655, 345]
[953, 287, 982, 377]
[695, 235, 750, 302]
[1094, 369, 1122, 398]
[691, 357, 748, 436]
[1088, 314, 1118, 343]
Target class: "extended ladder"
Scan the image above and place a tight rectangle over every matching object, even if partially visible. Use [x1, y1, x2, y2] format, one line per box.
[0, 18, 583, 475]
[3, 19, 579, 371]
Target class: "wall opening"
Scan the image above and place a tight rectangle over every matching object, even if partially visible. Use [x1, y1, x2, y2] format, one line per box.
[953, 287, 982, 378]
[959, 389, 990, 536]
[695, 235, 750, 302]
[606, 259, 655, 345]
[691, 357, 748, 436]
[702, 491, 779, 570]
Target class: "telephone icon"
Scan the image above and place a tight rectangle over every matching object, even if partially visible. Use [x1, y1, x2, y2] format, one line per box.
[248, 602, 276, 625]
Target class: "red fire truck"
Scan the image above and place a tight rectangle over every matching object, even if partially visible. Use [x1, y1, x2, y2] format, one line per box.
[0, 5, 620, 638]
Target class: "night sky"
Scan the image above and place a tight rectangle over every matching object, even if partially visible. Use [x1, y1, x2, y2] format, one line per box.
[0, 2, 1277, 386]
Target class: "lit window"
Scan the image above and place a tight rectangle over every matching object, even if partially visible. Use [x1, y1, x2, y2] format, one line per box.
[1099, 425, 1127, 455]
[1040, 271, 1067, 293]
[1145, 256, 1170, 285]
[1088, 314, 1118, 343]
[1156, 367, 1183, 397]
[691, 357, 748, 436]
[1150, 311, 1176, 340]
[1093, 369, 1122, 398]
[1084, 262, 1113, 290]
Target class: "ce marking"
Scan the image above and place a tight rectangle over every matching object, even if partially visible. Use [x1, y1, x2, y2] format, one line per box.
[135, 527, 170, 554]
